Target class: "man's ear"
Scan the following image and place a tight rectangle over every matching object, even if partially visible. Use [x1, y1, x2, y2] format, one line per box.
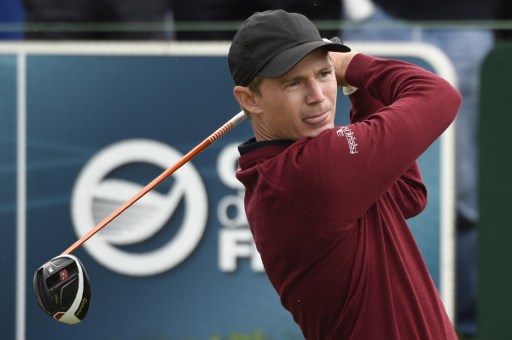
[233, 86, 262, 114]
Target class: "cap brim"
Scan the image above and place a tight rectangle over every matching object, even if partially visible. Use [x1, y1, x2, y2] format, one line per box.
[257, 40, 351, 78]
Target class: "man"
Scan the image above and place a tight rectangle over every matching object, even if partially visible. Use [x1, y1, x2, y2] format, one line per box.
[229, 9, 461, 340]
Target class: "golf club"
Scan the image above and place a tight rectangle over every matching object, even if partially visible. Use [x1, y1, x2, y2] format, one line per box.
[33, 110, 246, 324]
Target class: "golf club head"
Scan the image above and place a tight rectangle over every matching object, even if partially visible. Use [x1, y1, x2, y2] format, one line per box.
[33, 254, 91, 324]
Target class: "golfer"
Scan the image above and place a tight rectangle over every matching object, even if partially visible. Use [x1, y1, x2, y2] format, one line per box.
[229, 9, 461, 340]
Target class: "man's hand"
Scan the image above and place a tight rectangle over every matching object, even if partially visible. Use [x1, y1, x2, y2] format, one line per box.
[330, 51, 358, 86]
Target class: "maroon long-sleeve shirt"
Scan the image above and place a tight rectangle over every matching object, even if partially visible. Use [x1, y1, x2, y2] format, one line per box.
[236, 54, 461, 339]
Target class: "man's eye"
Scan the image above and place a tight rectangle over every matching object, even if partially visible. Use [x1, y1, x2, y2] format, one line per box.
[319, 71, 332, 78]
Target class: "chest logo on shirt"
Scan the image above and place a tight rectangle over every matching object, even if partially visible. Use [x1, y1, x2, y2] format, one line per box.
[336, 126, 358, 154]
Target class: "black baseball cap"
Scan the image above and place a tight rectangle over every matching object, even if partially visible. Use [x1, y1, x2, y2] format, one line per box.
[228, 9, 350, 86]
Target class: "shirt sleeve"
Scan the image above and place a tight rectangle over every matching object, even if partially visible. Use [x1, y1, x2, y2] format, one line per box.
[348, 70, 428, 219]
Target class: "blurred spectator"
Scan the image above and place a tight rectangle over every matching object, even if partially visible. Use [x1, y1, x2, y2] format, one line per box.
[172, 0, 342, 40]
[22, 0, 169, 40]
[494, 0, 512, 41]
[0, 0, 25, 39]
[22, 0, 344, 42]
[342, 0, 494, 337]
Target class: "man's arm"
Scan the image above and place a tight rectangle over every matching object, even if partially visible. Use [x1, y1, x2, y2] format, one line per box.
[288, 53, 461, 222]
[338, 57, 429, 219]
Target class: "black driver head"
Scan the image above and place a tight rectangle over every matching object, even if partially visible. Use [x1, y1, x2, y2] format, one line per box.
[33, 254, 91, 324]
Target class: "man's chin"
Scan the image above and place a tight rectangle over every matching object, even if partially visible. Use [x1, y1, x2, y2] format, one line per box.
[307, 124, 334, 138]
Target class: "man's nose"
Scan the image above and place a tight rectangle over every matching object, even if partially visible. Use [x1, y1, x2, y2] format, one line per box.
[305, 79, 326, 104]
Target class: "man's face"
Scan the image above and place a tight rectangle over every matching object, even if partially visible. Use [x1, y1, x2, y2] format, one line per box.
[253, 49, 338, 141]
